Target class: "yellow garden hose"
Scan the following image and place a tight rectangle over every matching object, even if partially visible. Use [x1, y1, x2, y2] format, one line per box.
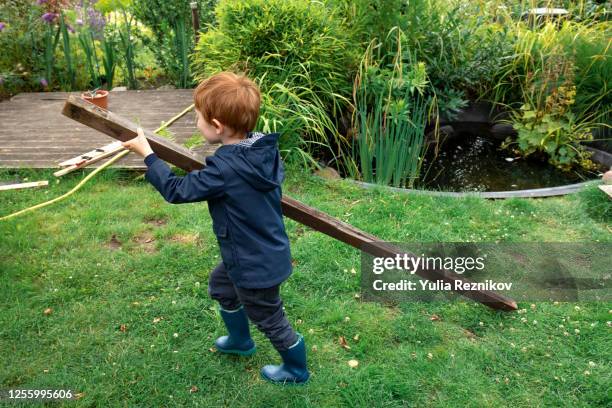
[0, 103, 194, 222]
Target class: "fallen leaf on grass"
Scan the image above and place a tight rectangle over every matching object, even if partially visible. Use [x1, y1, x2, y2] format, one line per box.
[348, 359, 359, 368]
[189, 385, 199, 393]
[430, 314, 441, 321]
[119, 324, 127, 332]
[339, 336, 351, 350]
[43, 308, 52, 315]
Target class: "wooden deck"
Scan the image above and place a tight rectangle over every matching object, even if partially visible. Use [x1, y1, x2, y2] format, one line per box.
[0, 90, 216, 169]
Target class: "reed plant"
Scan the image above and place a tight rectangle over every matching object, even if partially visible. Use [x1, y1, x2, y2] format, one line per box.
[256, 72, 350, 169]
[77, 27, 102, 88]
[116, 8, 136, 89]
[58, 11, 76, 89]
[348, 29, 433, 188]
[100, 32, 117, 89]
[42, 22, 60, 87]
[172, 17, 191, 89]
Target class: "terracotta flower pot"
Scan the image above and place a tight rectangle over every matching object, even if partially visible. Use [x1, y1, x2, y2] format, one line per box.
[81, 89, 109, 109]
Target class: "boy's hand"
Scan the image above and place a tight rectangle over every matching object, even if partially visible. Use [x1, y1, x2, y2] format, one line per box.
[122, 127, 154, 158]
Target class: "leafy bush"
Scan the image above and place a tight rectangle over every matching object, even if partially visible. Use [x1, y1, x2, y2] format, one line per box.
[494, 19, 611, 169]
[192, 0, 358, 165]
[325, 0, 409, 46]
[503, 85, 597, 170]
[257, 78, 344, 168]
[192, 0, 357, 112]
[571, 24, 611, 119]
[330, 0, 514, 120]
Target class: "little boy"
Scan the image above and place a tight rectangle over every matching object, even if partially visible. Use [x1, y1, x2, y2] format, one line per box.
[121, 72, 310, 385]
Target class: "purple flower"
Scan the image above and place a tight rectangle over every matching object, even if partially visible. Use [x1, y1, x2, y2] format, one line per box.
[73, 1, 106, 34]
[40, 78, 48, 87]
[37, 0, 49, 4]
[41, 12, 57, 23]
[0, 22, 6, 32]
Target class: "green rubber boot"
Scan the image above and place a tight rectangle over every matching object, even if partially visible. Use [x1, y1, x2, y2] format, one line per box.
[215, 306, 256, 356]
[261, 333, 310, 385]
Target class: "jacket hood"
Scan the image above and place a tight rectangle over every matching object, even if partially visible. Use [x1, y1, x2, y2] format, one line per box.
[214, 132, 284, 191]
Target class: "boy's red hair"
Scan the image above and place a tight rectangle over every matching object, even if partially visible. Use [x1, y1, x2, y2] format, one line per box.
[193, 72, 261, 133]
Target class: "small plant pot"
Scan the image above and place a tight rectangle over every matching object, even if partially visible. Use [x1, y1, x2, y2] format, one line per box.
[81, 90, 109, 109]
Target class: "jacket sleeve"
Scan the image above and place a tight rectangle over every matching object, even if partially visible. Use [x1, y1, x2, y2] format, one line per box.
[143, 153, 225, 204]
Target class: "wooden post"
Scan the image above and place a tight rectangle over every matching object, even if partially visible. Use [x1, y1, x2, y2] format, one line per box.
[61, 95, 518, 311]
[190, 2, 200, 44]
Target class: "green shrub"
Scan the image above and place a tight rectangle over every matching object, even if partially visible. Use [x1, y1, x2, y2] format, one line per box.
[494, 19, 611, 169]
[330, 0, 514, 120]
[572, 24, 611, 119]
[325, 0, 409, 47]
[192, 0, 357, 112]
[503, 84, 597, 171]
[191, 0, 358, 165]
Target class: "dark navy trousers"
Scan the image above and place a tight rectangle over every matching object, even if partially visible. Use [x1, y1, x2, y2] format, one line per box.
[207, 262, 298, 352]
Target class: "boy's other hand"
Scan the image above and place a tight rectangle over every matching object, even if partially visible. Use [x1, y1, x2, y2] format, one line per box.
[122, 127, 155, 158]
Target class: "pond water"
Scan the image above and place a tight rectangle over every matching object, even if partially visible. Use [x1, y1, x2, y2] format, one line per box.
[416, 134, 605, 192]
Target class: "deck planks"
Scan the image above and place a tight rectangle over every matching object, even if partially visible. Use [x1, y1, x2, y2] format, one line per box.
[0, 90, 217, 169]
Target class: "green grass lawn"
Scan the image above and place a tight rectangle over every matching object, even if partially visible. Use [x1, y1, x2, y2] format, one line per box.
[1, 166, 610, 407]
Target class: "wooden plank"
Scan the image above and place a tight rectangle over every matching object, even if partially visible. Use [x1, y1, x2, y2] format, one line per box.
[61, 95, 518, 311]
[55, 142, 126, 177]
[58, 141, 124, 167]
[280, 196, 518, 310]
[0, 89, 209, 170]
[0, 180, 48, 191]
[62, 96, 203, 172]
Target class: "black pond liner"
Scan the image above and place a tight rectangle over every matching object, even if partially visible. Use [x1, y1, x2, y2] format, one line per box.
[349, 146, 611, 200]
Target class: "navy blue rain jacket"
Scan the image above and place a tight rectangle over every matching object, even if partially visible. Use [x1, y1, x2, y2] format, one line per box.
[143, 132, 292, 289]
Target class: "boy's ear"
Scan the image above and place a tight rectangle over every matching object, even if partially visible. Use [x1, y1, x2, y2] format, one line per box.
[212, 119, 224, 135]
